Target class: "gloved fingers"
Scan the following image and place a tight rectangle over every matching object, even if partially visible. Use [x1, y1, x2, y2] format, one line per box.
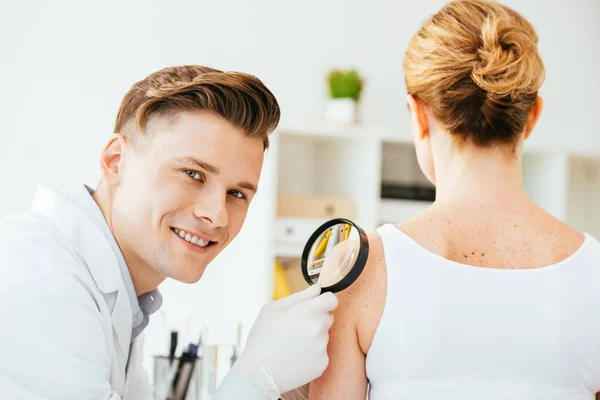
[292, 291, 339, 315]
[325, 312, 335, 330]
[312, 337, 331, 376]
[271, 284, 321, 311]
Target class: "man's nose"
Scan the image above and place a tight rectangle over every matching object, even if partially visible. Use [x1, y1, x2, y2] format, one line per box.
[194, 188, 228, 228]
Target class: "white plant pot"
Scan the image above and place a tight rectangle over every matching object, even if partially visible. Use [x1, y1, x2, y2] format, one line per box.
[325, 98, 357, 124]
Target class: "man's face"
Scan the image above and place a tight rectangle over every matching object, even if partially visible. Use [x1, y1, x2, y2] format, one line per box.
[108, 111, 264, 284]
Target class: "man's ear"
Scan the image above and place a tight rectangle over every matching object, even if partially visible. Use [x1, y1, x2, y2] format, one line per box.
[407, 94, 430, 140]
[524, 96, 543, 140]
[100, 134, 127, 185]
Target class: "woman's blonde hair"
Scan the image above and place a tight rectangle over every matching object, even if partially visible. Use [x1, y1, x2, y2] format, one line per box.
[403, 0, 545, 147]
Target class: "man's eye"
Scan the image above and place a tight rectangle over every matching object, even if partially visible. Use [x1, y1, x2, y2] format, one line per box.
[229, 190, 246, 199]
[185, 170, 202, 181]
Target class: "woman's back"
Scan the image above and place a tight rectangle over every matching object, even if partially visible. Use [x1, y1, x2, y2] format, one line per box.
[309, 196, 600, 399]
[365, 202, 600, 399]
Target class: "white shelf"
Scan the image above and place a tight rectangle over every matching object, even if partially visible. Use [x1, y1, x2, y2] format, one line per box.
[273, 217, 329, 259]
[277, 121, 600, 157]
[274, 241, 306, 259]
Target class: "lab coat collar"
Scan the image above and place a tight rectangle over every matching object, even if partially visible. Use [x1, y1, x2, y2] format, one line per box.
[30, 185, 133, 355]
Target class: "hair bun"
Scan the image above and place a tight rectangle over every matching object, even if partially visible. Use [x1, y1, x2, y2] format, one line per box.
[471, 14, 544, 97]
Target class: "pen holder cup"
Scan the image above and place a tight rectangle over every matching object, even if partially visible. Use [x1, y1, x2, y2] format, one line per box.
[153, 346, 218, 400]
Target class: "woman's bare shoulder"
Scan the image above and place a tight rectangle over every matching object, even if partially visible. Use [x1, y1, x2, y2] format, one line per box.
[396, 208, 449, 255]
[333, 230, 388, 355]
[338, 215, 443, 355]
[395, 203, 586, 269]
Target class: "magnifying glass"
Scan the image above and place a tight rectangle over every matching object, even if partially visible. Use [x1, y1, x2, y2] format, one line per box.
[300, 218, 369, 293]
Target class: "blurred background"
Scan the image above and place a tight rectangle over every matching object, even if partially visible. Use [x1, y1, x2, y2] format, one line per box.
[1, 0, 599, 394]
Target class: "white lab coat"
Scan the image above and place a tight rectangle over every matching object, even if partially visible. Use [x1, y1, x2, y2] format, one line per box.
[0, 186, 267, 400]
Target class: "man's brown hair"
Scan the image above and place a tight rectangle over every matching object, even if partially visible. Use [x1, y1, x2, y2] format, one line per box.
[114, 65, 280, 149]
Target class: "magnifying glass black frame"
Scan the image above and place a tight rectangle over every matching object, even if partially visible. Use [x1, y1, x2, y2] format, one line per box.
[301, 218, 369, 294]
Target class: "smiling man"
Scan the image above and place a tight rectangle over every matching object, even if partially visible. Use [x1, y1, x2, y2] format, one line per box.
[0, 65, 338, 400]
[99, 102, 265, 290]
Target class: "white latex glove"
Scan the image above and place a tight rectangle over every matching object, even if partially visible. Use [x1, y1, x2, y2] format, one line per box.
[231, 285, 338, 399]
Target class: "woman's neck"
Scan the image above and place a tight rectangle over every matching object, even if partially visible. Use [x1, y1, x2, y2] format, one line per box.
[431, 139, 529, 207]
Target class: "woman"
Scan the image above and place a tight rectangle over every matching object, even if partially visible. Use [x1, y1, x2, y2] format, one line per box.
[309, 0, 600, 399]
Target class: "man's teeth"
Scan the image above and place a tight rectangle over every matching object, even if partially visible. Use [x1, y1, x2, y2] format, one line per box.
[173, 228, 210, 247]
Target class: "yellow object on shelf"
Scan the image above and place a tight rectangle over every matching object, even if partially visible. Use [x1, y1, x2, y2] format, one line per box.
[312, 228, 332, 258]
[342, 223, 351, 240]
[273, 260, 293, 300]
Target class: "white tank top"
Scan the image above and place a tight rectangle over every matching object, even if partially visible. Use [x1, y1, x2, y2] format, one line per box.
[366, 224, 600, 399]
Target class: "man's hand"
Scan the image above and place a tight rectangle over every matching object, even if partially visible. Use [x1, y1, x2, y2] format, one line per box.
[231, 285, 338, 399]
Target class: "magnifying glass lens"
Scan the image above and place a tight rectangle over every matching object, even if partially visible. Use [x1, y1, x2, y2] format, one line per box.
[319, 236, 360, 287]
[306, 223, 361, 287]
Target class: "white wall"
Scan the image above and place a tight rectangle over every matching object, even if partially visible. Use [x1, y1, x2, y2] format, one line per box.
[0, 0, 600, 214]
[1, 1, 598, 216]
[1, 0, 599, 381]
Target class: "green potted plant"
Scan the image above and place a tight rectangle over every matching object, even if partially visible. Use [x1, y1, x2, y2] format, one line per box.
[325, 68, 364, 124]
